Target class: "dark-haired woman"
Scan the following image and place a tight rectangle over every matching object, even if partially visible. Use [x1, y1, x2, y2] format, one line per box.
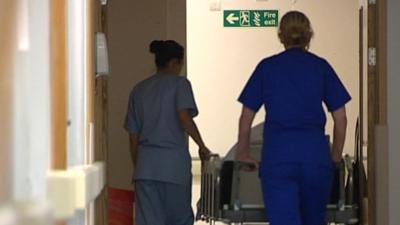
[236, 11, 351, 225]
[125, 40, 211, 225]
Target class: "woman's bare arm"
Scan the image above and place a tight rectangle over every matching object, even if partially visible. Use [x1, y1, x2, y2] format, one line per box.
[236, 106, 259, 168]
[331, 106, 347, 163]
[178, 109, 211, 160]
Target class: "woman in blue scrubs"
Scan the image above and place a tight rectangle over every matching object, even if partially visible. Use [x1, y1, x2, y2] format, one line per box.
[236, 11, 351, 225]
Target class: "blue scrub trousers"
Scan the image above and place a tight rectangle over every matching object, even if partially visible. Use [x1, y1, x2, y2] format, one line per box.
[260, 163, 333, 225]
[135, 179, 194, 225]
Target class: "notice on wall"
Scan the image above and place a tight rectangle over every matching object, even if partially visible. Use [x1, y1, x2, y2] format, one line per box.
[223, 10, 279, 27]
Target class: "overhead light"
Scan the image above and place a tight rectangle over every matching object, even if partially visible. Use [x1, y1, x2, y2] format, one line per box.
[17, 0, 29, 51]
[100, 0, 107, 5]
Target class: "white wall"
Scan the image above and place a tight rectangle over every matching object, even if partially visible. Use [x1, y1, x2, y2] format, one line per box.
[67, 0, 87, 167]
[12, 0, 51, 201]
[167, 0, 187, 74]
[187, 0, 360, 157]
[387, 0, 400, 224]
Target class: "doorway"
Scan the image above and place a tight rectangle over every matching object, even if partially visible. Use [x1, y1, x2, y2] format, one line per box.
[186, 1, 371, 225]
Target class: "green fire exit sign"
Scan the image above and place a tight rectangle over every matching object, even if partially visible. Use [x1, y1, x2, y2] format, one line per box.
[224, 10, 279, 27]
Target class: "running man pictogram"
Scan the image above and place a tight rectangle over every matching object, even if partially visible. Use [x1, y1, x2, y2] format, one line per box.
[240, 11, 250, 26]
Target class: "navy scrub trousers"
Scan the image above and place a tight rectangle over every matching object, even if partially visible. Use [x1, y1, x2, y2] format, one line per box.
[260, 164, 333, 225]
[239, 48, 351, 225]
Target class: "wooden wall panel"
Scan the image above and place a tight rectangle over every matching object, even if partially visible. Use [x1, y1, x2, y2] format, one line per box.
[0, 0, 17, 202]
[50, 0, 68, 170]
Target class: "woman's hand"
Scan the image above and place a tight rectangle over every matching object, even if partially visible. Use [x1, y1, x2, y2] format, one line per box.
[331, 152, 342, 164]
[236, 106, 258, 171]
[198, 146, 212, 161]
[237, 152, 259, 172]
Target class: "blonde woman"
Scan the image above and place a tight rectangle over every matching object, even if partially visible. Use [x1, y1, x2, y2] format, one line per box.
[236, 11, 351, 225]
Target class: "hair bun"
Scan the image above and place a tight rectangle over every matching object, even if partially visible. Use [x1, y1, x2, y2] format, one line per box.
[278, 11, 313, 49]
[150, 40, 164, 54]
[290, 32, 301, 39]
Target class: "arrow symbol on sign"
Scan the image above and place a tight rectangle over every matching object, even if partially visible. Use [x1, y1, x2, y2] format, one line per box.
[226, 13, 239, 24]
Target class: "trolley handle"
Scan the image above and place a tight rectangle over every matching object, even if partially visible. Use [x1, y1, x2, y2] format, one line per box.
[234, 161, 257, 171]
[208, 154, 220, 159]
[338, 159, 346, 211]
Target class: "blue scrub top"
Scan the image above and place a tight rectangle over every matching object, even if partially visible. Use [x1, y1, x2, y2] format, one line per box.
[238, 48, 351, 170]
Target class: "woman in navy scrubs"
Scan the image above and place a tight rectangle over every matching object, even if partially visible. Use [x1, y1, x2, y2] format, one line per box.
[236, 11, 351, 225]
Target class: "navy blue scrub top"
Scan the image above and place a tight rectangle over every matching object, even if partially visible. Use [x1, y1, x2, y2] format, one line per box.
[238, 48, 351, 169]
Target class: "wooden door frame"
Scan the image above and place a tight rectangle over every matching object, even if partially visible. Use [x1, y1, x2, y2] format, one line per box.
[93, 1, 109, 225]
[0, 0, 17, 202]
[50, 0, 68, 171]
[50, 1, 68, 225]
